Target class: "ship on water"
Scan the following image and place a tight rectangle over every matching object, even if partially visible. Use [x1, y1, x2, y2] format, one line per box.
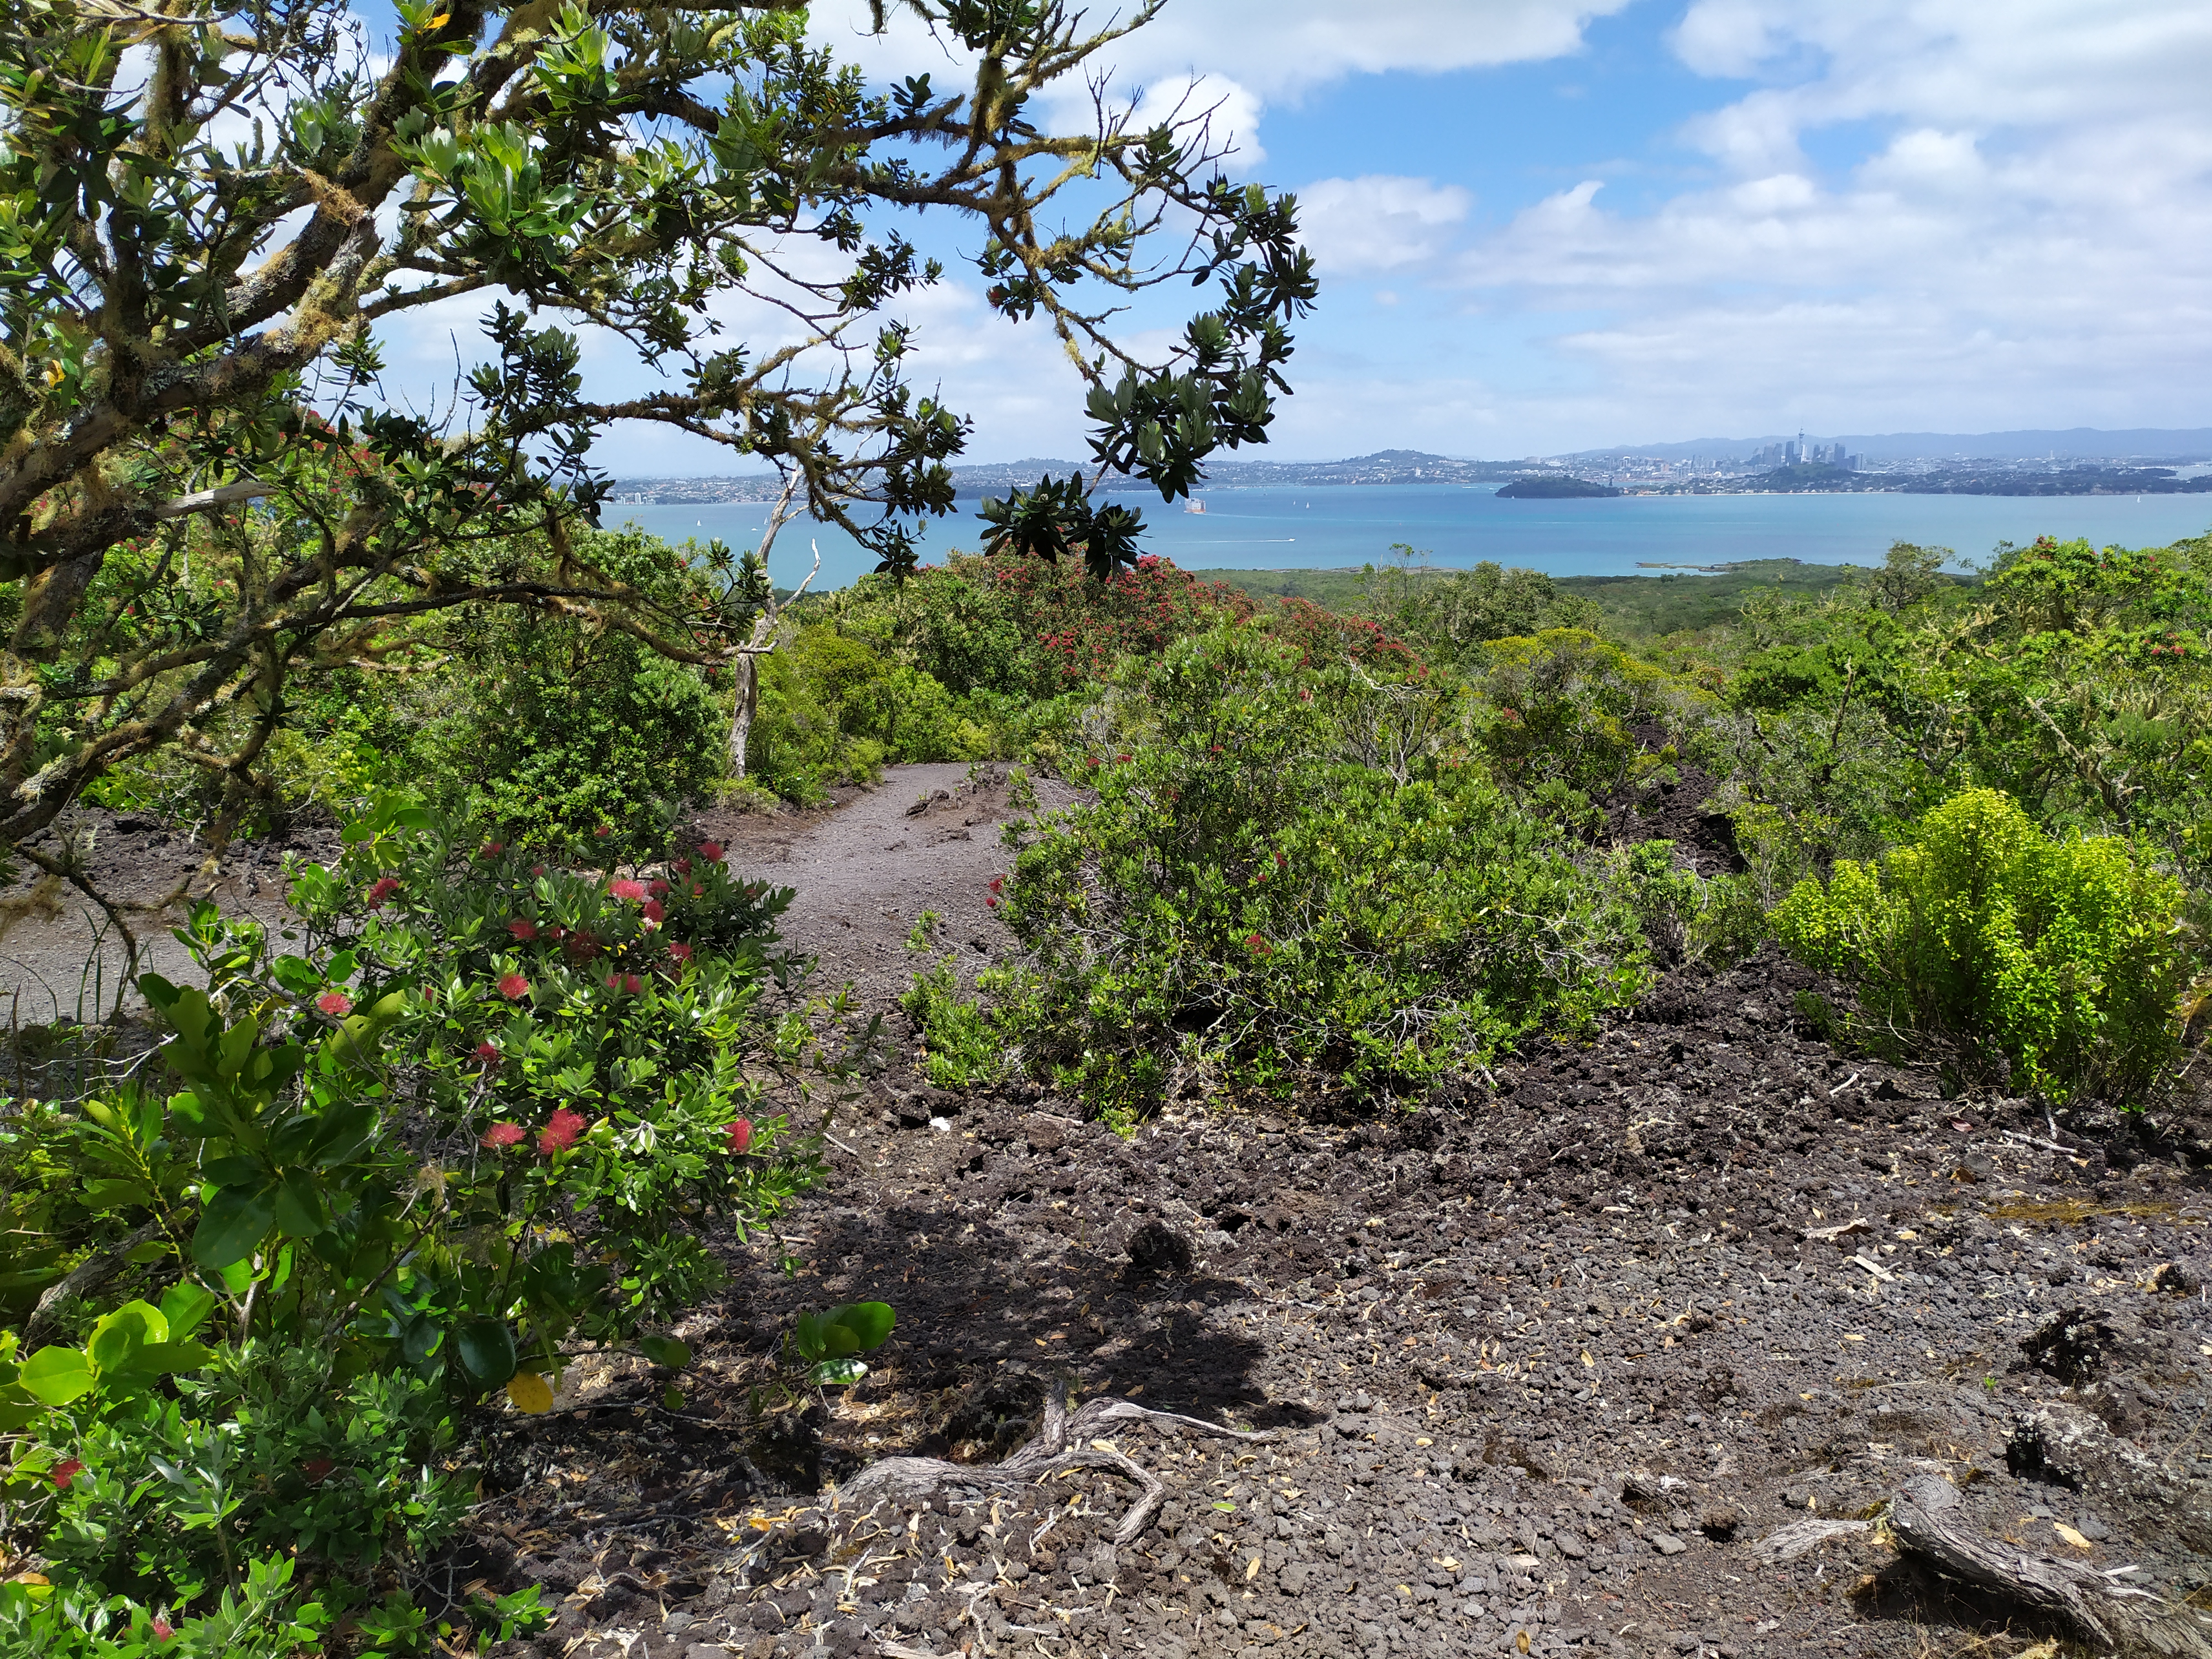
[1184, 497, 1207, 514]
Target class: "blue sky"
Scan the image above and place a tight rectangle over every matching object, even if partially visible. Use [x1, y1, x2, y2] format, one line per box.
[358, 1, 2212, 468]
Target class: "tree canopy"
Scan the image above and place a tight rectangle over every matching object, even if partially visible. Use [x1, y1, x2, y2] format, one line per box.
[0, 0, 1315, 851]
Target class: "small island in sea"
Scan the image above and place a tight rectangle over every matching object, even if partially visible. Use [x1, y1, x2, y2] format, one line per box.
[1495, 474, 1622, 499]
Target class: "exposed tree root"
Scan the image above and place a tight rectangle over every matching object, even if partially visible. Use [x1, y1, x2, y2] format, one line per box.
[1888, 1473, 2212, 1658]
[833, 1376, 1272, 1546]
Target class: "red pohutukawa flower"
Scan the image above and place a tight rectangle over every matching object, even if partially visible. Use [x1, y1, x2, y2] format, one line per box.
[315, 990, 353, 1018]
[641, 899, 666, 926]
[151, 1615, 174, 1643]
[623, 973, 643, 995]
[609, 877, 648, 902]
[698, 841, 725, 863]
[498, 973, 531, 1000]
[531, 863, 547, 877]
[366, 875, 402, 905]
[988, 875, 1004, 893]
[508, 919, 538, 941]
[539, 1109, 587, 1154]
[479, 841, 505, 858]
[475, 1040, 500, 1063]
[674, 857, 692, 875]
[1246, 933, 1272, 954]
[724, 1118, 753, 1154]
[50, 1457, 84, 1489]
[481, 1122, 526, 1148]
[648, 879, 671, 897]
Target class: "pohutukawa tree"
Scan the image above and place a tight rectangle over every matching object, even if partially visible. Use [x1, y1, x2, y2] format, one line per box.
[0, 0, 1315, 855]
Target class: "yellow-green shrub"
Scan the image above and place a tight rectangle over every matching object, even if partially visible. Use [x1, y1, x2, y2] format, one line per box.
[1770, 787, 2193, 1103]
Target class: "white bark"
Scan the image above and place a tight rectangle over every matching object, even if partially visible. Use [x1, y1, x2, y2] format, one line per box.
[723, 476, 817, 779]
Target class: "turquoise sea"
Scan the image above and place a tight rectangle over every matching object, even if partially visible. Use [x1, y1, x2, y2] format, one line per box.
[608, 485, 2212, 591]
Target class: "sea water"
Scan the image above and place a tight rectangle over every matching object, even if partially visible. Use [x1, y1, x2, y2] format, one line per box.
[608, 485, 2212, 591]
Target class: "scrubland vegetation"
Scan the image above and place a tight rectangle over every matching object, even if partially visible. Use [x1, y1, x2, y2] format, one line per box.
[7, 521, 2212, 1651]
[3, 0, 2209, 1646]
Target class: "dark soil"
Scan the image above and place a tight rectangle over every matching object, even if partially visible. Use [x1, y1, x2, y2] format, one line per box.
[7, 771, 2210, 1659]
[452, 786, 2211, 1659]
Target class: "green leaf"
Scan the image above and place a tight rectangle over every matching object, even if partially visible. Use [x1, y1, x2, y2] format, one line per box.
[86, 1300, 168, 1373]
[272, 1168, 330, 1238]
[829, 1301, 895, 1352]
[159, 1282, 220, 1340]
[455, 1318, 517, 1387]
[18, 1346, 95, 1406]
[192, 1184, 276, 1269]
[807, 1358, 868, 1387]
[400, 1313, 444, 1368]
[120, 1340, 215, 1378]
[80, 1178, 148, 1211]
[637, 1334, 690, 1371]
[790, 1310, 828, 1363]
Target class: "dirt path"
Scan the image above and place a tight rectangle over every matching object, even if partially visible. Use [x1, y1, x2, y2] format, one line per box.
[693, 762, 1082, 1009]
[0, 763, 1076, 1034]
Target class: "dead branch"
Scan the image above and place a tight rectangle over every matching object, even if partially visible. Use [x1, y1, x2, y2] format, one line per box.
[833, 1376, 1270, 1546]
[20, 1218, 165, 1352]
[1888, 1473, 2212, 1658]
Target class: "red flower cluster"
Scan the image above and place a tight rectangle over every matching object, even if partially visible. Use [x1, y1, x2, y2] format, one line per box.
[315, 990, 353, 1018]
[1245, 933, 1274, 956]
[366, 875, 403, 905]
[539, 1108, 587, 1154]
[475, 1040, 500, 1064]
[698, 840, 726, 863]
[508, 919, 538, 941]
[481, 1121, 527, 1148]
[498, 973, 531, 1000]
[724, 1118, 753, 1154]
[609, 877, 648, 902]
[50, 1457, 84, 1489]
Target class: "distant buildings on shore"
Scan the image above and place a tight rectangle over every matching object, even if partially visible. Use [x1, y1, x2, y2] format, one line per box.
[1746, 433, 1856, 469]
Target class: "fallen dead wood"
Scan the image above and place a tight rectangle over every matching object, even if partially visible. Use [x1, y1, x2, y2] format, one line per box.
[2006, 1402, 2212, 1554]
[1888, 1473, 2212, 1658]
[833, 1376, 1271, 1546]
[1753, 1516, 1873, 1564]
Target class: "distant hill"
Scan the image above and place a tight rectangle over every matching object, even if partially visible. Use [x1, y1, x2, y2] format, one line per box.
[1496, 475, 1620, 499]
[1564, 426, 2212, 464]
[606, 448, 1525, 504]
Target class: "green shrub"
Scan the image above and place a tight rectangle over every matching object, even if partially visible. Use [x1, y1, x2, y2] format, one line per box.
[1610, 839, 1766, 969]
[988, 627, 1647, 1118]
[900, 915, 1010, 1091]
[0, 794, 836, 1646]
[1470, 628, 1708, 834]
[1769, 787, 2194, 1103]
[418, 613, 724, 849]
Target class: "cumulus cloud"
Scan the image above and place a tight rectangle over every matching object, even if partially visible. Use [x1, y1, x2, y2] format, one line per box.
[804, 1, 1627, 157]
[1405, 0, 2212, 442]
[1299, 176, 1473, 275]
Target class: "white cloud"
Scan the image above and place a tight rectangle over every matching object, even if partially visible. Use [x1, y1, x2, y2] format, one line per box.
[804, 1, 1628, 166]
[1341, 0, 2212, 446]
[1299, 176, 1472, 275]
